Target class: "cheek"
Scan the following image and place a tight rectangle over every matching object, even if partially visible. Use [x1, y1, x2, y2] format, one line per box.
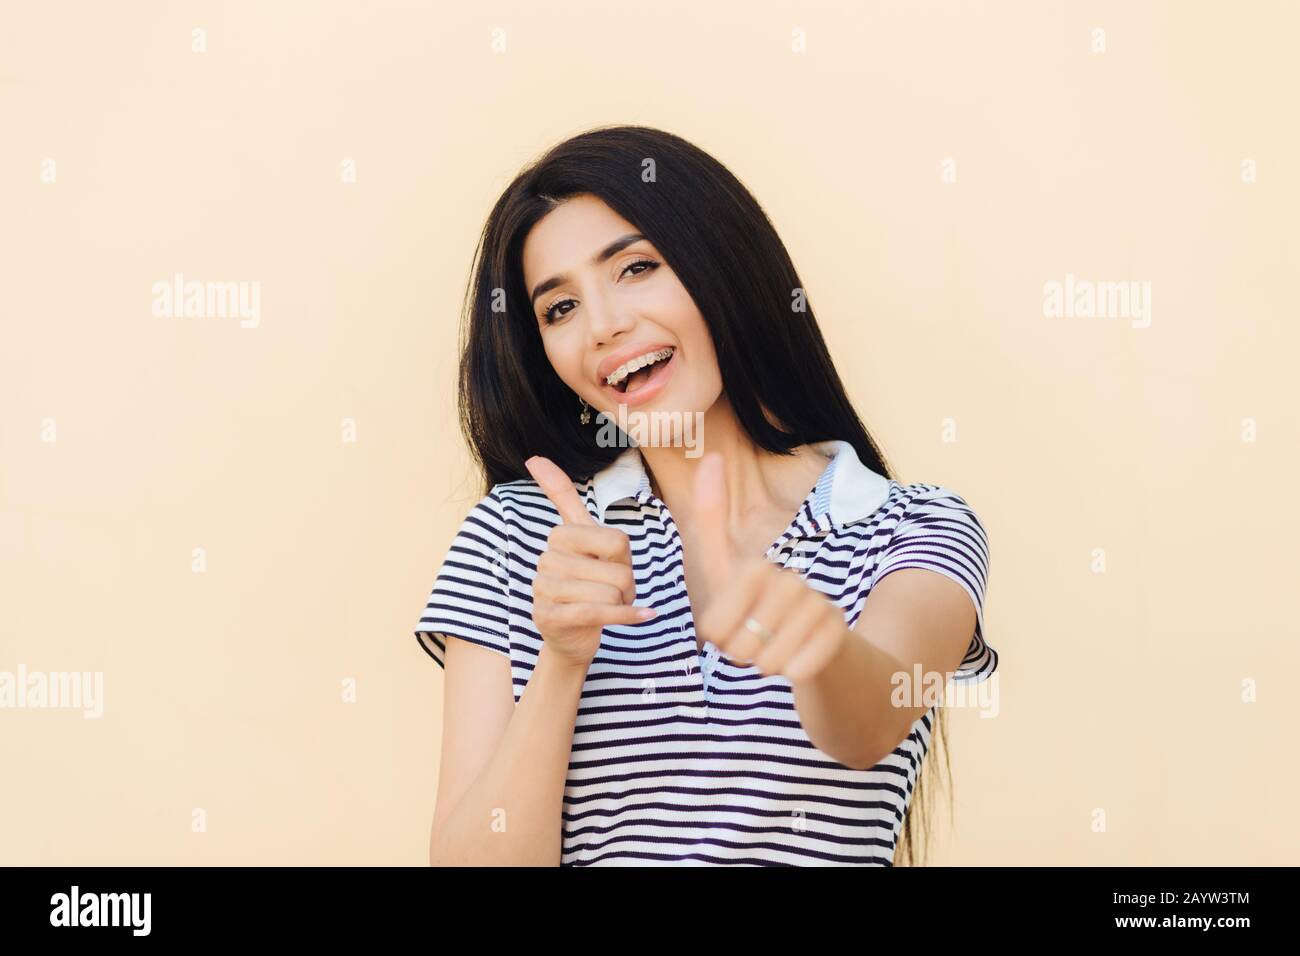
[541, 329, 586, 390]
[683, 319, 721, 381]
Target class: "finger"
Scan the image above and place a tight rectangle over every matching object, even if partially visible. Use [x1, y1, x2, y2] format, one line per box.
[538, 550, 637, 604]
[726, 568, 808, 666]
[546, 577, 624, 607]
[551, 602, 658, 629]
[548, 524, 634, 565]
[691, 452, 734, 593]
[782, 613, 849, 685]
[752, 579, 834, 675]
[696, 556, 770, 653]
[526, 455, 597, 526]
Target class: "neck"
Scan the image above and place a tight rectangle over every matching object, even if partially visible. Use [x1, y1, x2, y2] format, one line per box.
[637, 397, 829, 530]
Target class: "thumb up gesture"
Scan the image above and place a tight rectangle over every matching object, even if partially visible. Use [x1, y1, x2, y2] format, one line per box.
[524, 455, 657, 668]
[691, 453, 850, 684]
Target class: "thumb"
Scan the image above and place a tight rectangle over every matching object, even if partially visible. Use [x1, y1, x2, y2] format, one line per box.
[692, 453, 734, 588]
[525, 455, 597, 526]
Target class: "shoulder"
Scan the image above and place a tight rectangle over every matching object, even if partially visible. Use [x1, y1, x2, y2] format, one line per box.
[884, 481, 985, 530]
[840, 481, 984, 538]
[485, 476, 593, 529]
[874, 481, 990, 573]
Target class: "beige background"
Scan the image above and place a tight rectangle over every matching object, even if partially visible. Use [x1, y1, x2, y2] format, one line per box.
[2, 0, 1297, 865]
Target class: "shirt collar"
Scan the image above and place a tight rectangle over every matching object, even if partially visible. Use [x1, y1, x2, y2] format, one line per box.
[588, 439, 893, 529]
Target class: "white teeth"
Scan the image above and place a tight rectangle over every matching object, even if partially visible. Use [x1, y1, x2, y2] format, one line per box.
[605, 347, 674, 387]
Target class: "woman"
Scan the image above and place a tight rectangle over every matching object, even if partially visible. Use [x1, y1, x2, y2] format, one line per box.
[416, 125, 997, 866]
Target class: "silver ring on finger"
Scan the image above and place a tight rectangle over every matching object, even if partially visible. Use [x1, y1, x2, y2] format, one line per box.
[743, 615, 776, 645]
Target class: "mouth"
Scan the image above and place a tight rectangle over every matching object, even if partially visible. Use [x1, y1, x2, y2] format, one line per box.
[600, 346, 678, 407]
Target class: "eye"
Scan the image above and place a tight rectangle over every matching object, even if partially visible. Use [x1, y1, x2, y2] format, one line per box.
[542, 298, 575, 325]
[622, 258, 658, 279]
[540, 258, 660, 325]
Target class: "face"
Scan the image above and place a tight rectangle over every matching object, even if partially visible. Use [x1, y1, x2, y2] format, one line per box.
[521, 194, 722, 426]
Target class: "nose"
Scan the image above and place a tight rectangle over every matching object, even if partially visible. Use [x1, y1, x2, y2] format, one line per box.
[584, 287, 637, 346]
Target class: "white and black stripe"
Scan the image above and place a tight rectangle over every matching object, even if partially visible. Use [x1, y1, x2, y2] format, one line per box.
[415, 440, 995, 866]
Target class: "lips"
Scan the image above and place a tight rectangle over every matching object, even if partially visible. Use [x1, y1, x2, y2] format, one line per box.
[599, 346, 678, 408]
[595, 342, 678, 385]
[607, 348, 674, 392]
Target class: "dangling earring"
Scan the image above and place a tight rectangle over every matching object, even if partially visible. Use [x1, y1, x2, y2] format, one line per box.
[579, 398, 591, 425]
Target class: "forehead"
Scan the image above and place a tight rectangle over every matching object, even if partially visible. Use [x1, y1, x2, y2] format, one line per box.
[521, 194, 642, 285]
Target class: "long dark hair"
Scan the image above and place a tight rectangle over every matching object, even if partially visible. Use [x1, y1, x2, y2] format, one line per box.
[453, 123, 949, 865]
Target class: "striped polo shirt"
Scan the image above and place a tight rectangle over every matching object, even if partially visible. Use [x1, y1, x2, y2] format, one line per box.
[414, 439, 996, 866]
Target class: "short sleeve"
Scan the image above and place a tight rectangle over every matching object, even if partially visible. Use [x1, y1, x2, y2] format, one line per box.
[872, 486, 996, 684]
[414, 491, 511, 670]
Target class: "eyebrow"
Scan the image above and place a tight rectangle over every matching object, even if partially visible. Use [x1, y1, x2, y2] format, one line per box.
[529, 233, 648, 306]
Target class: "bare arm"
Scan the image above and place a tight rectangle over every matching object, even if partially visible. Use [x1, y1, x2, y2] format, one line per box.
[429, 455, 648, 865]
[429, 636, 589, 866]
[792, 567, 977, 769]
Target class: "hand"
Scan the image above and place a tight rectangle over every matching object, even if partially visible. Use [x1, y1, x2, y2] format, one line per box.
[524, 455, 657, 668]
[691, 453, 850, 684]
